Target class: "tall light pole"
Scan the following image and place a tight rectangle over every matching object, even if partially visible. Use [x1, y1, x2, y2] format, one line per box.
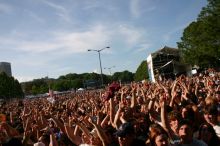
[88, 46, 110, 86]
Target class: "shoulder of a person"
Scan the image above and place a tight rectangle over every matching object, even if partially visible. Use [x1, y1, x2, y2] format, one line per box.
[131, 138, 145, 146]
[213, 124, 220, 128]
[192, 138, 207, 146]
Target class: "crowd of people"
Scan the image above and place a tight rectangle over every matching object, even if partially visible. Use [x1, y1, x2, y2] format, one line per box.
[0, 69, 220, 146]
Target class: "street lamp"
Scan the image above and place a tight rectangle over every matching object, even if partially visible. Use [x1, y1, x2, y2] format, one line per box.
[88, 46, 110, 86]
[104, 66, 115, 76]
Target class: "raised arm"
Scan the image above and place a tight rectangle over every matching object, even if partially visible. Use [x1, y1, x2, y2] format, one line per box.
[113, 101, 123, 129]
[89, 117, 110, 146]
[130, 85, 137, 108]
[64, 124, 82, 145]
[109, 98, 115, 127]
[49, 132, 59, 146]
[160, 98, 174, 140]
[50, 117, 66, 134]
[101, 114, 110, 128]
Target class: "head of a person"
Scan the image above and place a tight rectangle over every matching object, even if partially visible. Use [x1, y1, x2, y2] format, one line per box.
[215, 90, 220, 102]
[137, 96, 144, 104]
[168, 111, 181, 132]
[178, 120, 193, 144]
[198, 123, 220, 145]
[149, 124, 169, 146]
[203, 105, 218, 124]
[205, 96, 218, 106]
[121, 107, 133, 121]
[181, 105, 194, 121]
[114, 122, 135, 146]
[104, 125, 117, 141]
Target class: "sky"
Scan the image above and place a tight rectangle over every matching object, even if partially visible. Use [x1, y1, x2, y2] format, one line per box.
[0, 0, 207, 82]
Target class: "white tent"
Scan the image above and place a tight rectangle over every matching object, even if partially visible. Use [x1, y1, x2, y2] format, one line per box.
[77, 88, 84, 91]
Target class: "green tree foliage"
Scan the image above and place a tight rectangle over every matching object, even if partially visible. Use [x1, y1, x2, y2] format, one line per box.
[31, 79, 49, 95]
[134, 60, 149, 81]
[51, 79, 83, 91]
[21, 78, 51, 95]
[103, 74, 111, 84]
[31, 85, 38, 95]
[112, 70, 134, 83]
[22, 71, 135, 94]
[0, 72, 24, 99]
[177, 0, 220, 68]
[52, 80, 69, 91]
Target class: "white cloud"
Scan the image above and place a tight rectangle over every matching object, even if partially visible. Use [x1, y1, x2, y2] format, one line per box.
[136, 43, 151, 52]
[0, 25, 111, 54]
[162, 23, 188, 42]
[118, 24, 143, 46]
[16, 75, 35, 82]
[93, 69, 98, 73]
[0, 23, 151, 57]
[19, 41, 61, 53]
[13, 59, 47, 67]
[130, 0, 140, 18]
[130, 0, 156, 18]
[0, 21, 153, 62]
[1, 23, 150, 80]
[41, 0, 71, 22]
[144, 6, 156, 13]
[0, 3, 12, 13]
[83, 1, 100, 10]
[25, 10, 45, 23]
[0, 0, 205, 83]
[54, 25, 110, 54]
[52, 66, 73, 75]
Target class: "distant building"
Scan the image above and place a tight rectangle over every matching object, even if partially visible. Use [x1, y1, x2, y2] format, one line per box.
[0, 62, 12, 77]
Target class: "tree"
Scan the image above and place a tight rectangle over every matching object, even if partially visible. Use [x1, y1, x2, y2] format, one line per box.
[71, 79, 83, 89]
[31, 85, 38, 95]
[177, 0, 220, 68]
[112, 71, 134, 83]
[22, 71, 134, 94]
[134, 60, 149, 81]
[0, 72, 24, 99]
[13, 79, 24, 98]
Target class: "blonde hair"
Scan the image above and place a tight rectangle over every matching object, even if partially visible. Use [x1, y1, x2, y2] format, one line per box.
[205, 96, 217, 106]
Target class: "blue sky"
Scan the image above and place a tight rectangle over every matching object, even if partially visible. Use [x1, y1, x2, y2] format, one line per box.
[0, 0, 207, 82]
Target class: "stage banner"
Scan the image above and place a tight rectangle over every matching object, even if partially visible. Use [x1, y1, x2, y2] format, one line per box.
[147, 54, 155, 82]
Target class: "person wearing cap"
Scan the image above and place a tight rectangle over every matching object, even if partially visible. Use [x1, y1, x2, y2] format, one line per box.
[114, 122, 145, 146]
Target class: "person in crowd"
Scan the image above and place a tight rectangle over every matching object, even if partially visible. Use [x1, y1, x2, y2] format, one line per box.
[148, 124, 172, 146]
[0, 68, 219, 146]
[177, 120, 207, 146]
[114, 122, 145, 146]
[203, 104, 220, 138]
[198, 123, 220, 146]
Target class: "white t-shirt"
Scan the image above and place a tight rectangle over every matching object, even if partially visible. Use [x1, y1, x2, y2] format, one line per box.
[34, 142, 45, 146]
[213, 125, 220, 138]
